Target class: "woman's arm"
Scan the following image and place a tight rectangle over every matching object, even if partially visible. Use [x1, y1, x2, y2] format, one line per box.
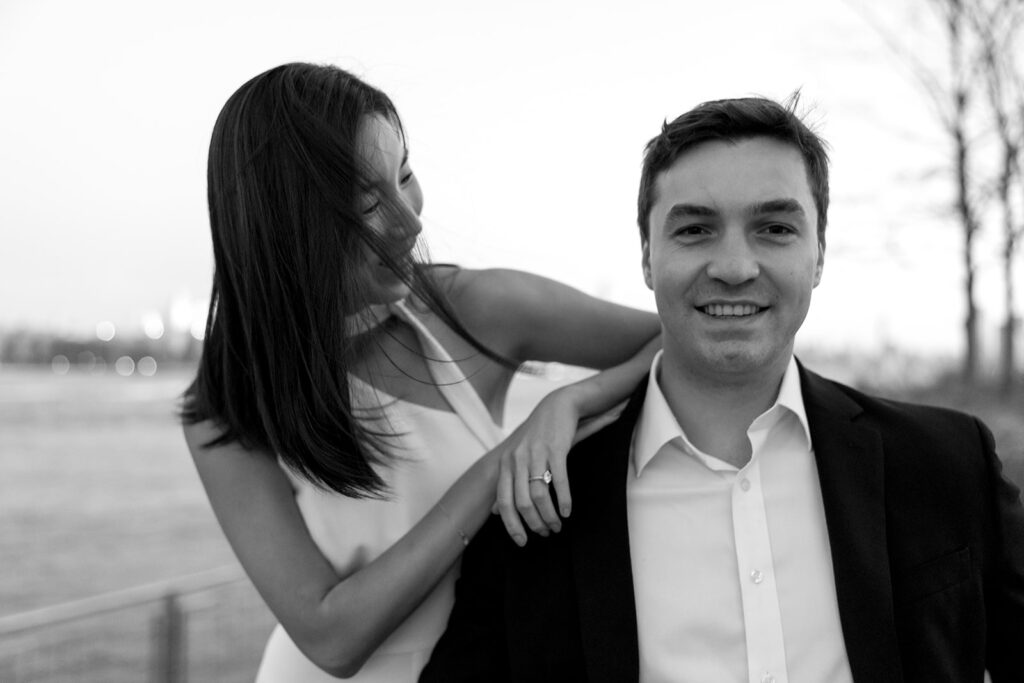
[446, 267, 660, 369]
[185, 421, 500, 679]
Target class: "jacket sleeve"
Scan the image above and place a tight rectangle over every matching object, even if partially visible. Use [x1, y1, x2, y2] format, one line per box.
[979, 417, 1024, 683]
[420, 515, 512, 683]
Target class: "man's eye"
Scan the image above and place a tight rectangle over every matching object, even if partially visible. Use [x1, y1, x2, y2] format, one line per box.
[675, 225, 709, 236]
[763, 224, 795, 236]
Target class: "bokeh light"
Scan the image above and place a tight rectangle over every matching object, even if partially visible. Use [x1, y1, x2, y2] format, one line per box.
[114, 356, 135, 376]
[142, 312, 165, 340]
[137, 356, 158, 376]
[96, 321, 116, 342]
[170, 297, 193, 332]
[51, 355, 70, 375]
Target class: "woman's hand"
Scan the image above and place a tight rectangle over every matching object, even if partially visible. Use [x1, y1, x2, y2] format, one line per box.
[494, 386, 625, 546]
[494, 387, 578, 546]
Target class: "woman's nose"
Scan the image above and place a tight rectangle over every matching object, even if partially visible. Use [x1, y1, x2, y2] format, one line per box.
[396, 205, 422, 241]
[383, 194, 422, 242]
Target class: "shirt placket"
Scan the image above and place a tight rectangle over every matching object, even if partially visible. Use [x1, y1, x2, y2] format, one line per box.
[733, 422, 788, 683]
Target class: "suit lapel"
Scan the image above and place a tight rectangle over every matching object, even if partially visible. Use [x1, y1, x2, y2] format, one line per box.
[568, 378, 646, 683]
[800, 366, 903, 683]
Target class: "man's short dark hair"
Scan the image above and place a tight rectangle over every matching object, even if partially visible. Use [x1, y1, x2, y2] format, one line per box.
[637, 93, 830, 245]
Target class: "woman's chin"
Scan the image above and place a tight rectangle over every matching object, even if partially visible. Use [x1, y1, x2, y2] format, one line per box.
[362, 260, 415, 305]
[366, 280, 411, 306]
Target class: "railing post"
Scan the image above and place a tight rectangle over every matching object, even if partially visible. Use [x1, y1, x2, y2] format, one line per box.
[150, 592, 187, 683]
[0, 566, 249, 680]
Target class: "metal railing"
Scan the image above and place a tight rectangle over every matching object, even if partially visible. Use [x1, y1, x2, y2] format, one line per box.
[0, 565, 275, 683]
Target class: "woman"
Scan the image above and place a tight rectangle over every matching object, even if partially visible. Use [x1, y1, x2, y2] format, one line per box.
[182, 62, 659, 681]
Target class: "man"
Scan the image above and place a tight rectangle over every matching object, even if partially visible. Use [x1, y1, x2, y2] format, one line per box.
[420, 96, 1024, 682]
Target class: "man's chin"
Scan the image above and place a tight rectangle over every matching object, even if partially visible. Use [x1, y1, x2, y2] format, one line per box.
[697, 344, 777, 377]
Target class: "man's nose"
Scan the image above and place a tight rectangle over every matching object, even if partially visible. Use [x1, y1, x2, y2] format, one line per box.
[705, 232, 760, 285]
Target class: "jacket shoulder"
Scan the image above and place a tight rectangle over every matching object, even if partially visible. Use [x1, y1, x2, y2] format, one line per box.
[802, 368, 988, 448]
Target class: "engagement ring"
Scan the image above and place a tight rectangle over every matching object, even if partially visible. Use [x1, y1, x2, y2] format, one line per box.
[528, 470, 552, 485]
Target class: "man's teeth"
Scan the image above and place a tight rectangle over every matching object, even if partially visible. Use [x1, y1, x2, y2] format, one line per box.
[702, 304, 762, 317]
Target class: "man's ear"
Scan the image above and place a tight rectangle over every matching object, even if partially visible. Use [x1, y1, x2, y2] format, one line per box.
[813, 239, 825, 287]
[642, 239, 653, 290]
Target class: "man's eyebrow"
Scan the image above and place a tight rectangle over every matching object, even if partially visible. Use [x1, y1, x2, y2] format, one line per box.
[665, 203, 717, 222]
[746, 198, 805, 217]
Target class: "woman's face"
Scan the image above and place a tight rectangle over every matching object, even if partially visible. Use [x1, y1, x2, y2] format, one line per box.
[354, 114, 424, 306]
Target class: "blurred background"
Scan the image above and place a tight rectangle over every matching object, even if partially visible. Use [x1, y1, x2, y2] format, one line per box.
[1, 0, 1022, 680]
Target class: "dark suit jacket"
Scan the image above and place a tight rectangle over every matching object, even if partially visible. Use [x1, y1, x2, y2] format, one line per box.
[421, 366, 1024, 683]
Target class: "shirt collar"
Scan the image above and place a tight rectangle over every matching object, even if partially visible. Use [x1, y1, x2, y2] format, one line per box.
[773, 355, 811, 447]
[632, 353, 811, 477]
[632, 351, 686, 476]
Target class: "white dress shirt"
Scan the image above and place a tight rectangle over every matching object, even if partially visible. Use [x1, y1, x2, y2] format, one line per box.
[627, 353, 854, 683]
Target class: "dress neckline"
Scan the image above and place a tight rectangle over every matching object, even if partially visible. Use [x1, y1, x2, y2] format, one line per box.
[348, 299, 504, 448]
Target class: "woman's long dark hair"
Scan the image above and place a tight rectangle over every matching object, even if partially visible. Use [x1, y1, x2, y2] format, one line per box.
[182, 63, 509, 498]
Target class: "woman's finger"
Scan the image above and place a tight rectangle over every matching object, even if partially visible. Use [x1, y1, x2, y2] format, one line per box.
[526, 447, 562, 532]
[496, 451, 527, 546]
[548, 448, 572, 519]
[512, 449, 548, 537]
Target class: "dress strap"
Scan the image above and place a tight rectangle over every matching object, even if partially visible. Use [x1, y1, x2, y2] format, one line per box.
[388, 300, 504, 449]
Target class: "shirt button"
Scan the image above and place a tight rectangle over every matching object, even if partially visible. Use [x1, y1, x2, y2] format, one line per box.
[761, 674, 776, 683]
[750, 569, 764, 584]
[740, 478, 751, 491]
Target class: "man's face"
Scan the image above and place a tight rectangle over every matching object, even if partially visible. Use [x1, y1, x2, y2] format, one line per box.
[642, 136, 824, 382]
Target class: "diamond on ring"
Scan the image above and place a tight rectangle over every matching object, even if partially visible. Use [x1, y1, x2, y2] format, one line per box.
[528, 469, 553, 485]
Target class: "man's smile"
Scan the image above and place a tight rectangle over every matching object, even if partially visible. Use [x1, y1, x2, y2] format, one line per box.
[697, 303, 768, 318]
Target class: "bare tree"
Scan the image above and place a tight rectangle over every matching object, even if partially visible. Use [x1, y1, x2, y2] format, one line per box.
[850, 0, 988, 382]
[969, 0, 1024, 393]
[933, 0, 989, 383]
[850, 0, 1024, 386]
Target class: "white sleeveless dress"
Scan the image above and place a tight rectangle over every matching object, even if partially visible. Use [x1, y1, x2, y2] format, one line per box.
[254, 301, 504, 682]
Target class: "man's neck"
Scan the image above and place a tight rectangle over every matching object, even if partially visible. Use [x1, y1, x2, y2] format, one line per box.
[657, 352, 791, 469]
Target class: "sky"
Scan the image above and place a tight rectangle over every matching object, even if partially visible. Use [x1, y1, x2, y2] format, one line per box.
[1, 0, 1019, 358]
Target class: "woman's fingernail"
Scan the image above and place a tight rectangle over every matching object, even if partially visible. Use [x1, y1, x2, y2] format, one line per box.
[514, 535, 526, 547]
[551, 523, 562, 533]
[561, 506, 571, 518]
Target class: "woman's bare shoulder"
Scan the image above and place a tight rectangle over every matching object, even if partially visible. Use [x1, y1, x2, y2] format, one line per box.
[422, 266, 537, 351]
[182, 418, 223, 454]
[182, 418, 264, 462]
[430, 266, 532, 315]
